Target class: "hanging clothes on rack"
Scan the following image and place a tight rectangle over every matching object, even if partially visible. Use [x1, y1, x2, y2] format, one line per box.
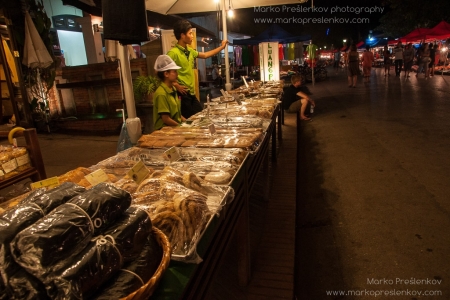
[288, 43, 295, 60]
[234, 46, 242, 66]
[279, 44, 284, 60]
[283, 44, 289, 60]
[242, 45, 250, 66]
[253, 45, 260, 66]
[248, 45, 254, 66]
[294, 42, 304, 60]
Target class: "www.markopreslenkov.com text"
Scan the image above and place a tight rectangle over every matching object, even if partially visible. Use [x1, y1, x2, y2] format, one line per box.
[325, 289, 442, 297]
[254, 17, 370, 25]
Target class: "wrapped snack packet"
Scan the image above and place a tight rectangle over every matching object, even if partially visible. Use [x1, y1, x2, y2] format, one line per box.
[92, 232, 162, 300]
[11, 183, 131, 280]
[46, 207, 152, 299]
[0, 183, 86, 298]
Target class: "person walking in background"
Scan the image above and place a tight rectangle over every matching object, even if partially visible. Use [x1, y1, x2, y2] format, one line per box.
[361, 46, 374, 83]
[346, 44, 359, 88]
[153, 55, 185, 130]
[282, 75, 315, 121]
[383, 45, 391, 76]
[403, 43, 415, 78]
[393, 41, 404, 77]
[333, 50, 341, 72]
[417, 43, 430, 78]
[428, 43, 436, 77]
[167, 20, 228, 118]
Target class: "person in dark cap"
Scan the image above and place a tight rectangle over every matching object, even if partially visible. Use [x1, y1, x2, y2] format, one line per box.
[167, 20, 228, 118]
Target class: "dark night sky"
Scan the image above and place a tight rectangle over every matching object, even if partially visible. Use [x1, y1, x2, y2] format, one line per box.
[227, 0, 386, 48]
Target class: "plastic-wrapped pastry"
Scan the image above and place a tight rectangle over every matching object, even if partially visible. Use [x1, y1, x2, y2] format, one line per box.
[204, 171, 232, 184]
[114, 176, 139, 194]
[11, 183, 131, 280]
[91, 232, 162, 299]
[0, 182, 86, 299]
[46, 207, 151, 300]
[58, 167, 91, 184]
[146, 191, 210, 255]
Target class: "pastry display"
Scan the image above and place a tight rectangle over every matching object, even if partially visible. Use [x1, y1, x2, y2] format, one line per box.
[0, 146, 32, 180]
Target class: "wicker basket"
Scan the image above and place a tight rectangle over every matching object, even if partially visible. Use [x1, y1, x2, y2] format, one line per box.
[121, 227, 171, 300]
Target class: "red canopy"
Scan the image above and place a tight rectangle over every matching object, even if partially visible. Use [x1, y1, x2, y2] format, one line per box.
[388, 28, 432, 44]
[428, 21, 450, 40]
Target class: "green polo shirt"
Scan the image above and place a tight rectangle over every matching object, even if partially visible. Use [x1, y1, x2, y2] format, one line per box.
[167, 44, 199, 95]
[153, 82, 182, 130]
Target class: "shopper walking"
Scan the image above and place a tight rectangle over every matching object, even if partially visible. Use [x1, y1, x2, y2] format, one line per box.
[333, 50, 341, 72]
[167, 20, 228, 118]
[346, 44, 359, 88]
[393, 41, 404, 77]
[403, 43, 415, 77]
[383, 45, 391, 76]
[361, 46, 374, 83]
[429, 43, 436, 76]
[417, 43, 431, 78]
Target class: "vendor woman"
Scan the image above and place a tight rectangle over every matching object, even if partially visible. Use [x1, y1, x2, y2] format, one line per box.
[153, 55, 186, 130]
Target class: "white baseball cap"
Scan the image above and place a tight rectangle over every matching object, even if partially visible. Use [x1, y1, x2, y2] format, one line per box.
[154, 55, 181, 72]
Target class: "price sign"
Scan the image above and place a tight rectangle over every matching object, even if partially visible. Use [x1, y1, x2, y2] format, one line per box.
[208, 123, 216, 135]
[85, 169, 109, 186]
[164, 147, 181, 162]
[127, 161, 150, 184]
[31, 176, 60, 190]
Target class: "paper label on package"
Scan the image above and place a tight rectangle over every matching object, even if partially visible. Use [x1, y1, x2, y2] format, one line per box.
[16, 154, 30, 167]
[2, 159, 18, 173]
[85, 169, 109, 186]
[31, 176, 60, 190]
[127, 160, 149, 185]
[164, 147, 180, 163]
[208, 123, 216, 135]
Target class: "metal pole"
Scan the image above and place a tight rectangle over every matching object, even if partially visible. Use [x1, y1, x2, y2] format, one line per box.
[117, 45, 137, 118]
[222, 0, 231, 91]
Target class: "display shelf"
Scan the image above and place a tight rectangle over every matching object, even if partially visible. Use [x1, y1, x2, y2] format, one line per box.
[151, 103, 282, 300]
[0, 128, 47, 190]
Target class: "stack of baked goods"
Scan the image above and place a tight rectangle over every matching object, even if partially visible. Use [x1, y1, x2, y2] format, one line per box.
[0, 146, 32, 181]
[137, 127, 264, 151]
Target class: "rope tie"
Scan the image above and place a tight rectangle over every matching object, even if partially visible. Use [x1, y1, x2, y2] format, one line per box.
[91, 234, 123, 267]
[66, 202, 94, 232]
[30, 203, 45, 216]
[120, 269, 145, 285]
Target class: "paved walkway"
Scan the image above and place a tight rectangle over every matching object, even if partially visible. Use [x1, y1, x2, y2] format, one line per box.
[296, 68, 450, 300]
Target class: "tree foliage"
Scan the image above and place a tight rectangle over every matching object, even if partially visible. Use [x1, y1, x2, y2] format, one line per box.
[376, 0, 450, 37]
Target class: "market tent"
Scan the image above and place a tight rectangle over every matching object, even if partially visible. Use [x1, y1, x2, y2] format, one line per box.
[233, 24, 311, 45]
[388, 28, 432, 44]
[428, 21, 450, 40]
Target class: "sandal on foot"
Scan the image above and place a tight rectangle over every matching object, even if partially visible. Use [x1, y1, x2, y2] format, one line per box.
[301, 117, 312, 121]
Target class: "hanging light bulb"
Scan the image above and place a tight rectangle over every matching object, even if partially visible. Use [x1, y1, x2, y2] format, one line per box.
[227, 7, 234, 17]
[227, 0, 234, 18]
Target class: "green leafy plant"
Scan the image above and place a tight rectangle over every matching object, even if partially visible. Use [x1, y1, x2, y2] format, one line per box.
[133, 75, 160, 102]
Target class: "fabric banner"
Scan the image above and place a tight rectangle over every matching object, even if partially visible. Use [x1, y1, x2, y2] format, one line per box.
[259, 42, 279, 81]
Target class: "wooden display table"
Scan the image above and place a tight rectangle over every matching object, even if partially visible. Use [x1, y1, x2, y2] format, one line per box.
[0, 128, 46, 190]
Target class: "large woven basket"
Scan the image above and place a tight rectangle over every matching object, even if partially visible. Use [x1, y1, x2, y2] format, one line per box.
[122, 227, 171, 300]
